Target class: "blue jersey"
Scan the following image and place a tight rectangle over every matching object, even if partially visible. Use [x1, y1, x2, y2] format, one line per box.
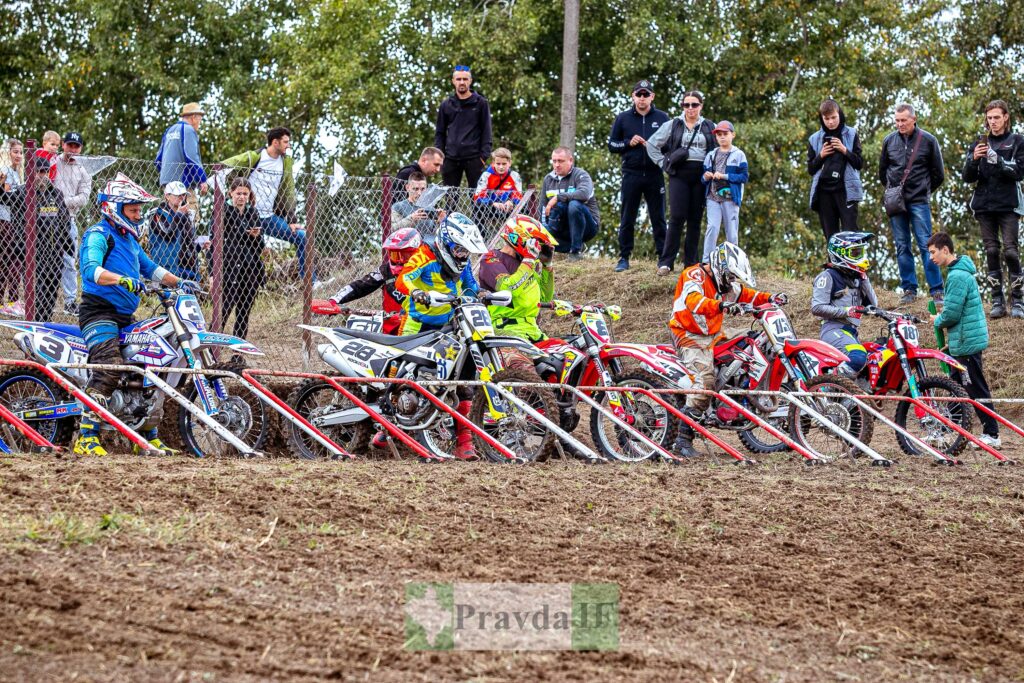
[80, 218, 162, 315]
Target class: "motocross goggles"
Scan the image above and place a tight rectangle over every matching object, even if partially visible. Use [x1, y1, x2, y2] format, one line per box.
[834, 243, 870, 272]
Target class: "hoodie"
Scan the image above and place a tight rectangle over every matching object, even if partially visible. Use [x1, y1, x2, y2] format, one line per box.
[434, 91, 493, 161]
[934, 255, 988, 356]
[807, 106, 864, 209]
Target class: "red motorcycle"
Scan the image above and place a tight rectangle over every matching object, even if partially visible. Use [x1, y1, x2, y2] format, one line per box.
[661, 302, 875, 459]
[533, 300, 694, 462]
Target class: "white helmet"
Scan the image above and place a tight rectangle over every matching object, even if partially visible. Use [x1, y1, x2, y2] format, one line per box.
[98, 172, 157, 238]
[708, 242, 755, 293]
[436, 212, 487, 276]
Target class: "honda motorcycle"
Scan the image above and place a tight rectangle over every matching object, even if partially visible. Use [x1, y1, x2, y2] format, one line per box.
[0, 285, 268, 456]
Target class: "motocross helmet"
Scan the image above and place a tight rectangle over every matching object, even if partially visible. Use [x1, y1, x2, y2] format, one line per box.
[383, 227, 422, 275]
[708, 242, 755, 293]
[828, 231, 875, 275]
[436, 212, 487, 276]
[500, 215, 557, 261]
[97, 172, 157, 239]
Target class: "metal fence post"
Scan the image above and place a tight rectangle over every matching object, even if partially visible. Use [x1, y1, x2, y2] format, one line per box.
[23, 140, 38, 321]
[210, 163, 225, 332]
[380, 173, 393, 258]
[302, 181, 318, 369]
[526, 183, 539, 220]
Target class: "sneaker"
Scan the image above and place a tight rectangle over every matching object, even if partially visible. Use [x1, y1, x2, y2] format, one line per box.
[7, 300, 25, 316]
[971, 434, 1002, 449]
[133, 438, 180, 455]
[73, 435, 107, 457]
[899, 291, 917, 305]
[567, 252, 583, 262]
[64, 301, 80, 316]
[657, 266, 672, 277]
[615, 257, 629, 272]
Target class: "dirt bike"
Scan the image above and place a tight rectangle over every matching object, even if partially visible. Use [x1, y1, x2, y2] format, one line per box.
[533, 299, 693, 462]
[289, 290, 558, 462]
[311, 299, 390, 334]
[0, 284, 269, 456]
[855, 306, 972, 456]
[663, 302, 875, 461]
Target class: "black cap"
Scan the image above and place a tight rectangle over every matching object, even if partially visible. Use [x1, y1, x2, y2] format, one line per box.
[33, 155, 52, 171]
[632, 80, 654, 94]
[63, 132, 84, 146]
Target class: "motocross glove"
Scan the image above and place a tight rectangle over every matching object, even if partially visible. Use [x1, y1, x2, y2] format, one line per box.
[846, 306, 866, 319]
[178, 279, 201, 294]
[117, 276, 145, 294]
[720, 301, 742, 316]
[771, 292, 789, 306]
[411, 289, 430, 305]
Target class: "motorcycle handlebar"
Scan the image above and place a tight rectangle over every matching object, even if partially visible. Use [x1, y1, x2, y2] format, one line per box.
[864, 305, 922, 323]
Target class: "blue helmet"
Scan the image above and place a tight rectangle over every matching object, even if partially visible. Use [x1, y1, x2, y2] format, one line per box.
[436, 212, 487, 276]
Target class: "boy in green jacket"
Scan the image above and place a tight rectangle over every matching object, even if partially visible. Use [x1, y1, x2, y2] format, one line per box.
[927, 232, 1000, 446]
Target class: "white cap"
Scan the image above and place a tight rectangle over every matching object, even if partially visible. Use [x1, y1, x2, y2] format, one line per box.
[164, 181, 187, 196]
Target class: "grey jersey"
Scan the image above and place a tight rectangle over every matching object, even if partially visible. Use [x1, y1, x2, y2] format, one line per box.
[810, 267, 878, 335]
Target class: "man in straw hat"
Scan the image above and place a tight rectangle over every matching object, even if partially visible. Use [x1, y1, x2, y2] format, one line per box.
[155, 102, 209, 197]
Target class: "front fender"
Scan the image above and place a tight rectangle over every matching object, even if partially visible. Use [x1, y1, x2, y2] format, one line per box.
[904, 346, 966, 372]
[196, 331, 263, 355]
[477, 336, 547, 359]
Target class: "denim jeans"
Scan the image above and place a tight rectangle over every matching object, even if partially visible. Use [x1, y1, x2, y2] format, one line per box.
[545, 199, 599, 254]
[889, 203, 943, 295]
[260, 215, 310, 279]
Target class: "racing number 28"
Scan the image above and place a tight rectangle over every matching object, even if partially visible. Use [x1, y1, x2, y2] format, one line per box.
[340, 341, 376, 362]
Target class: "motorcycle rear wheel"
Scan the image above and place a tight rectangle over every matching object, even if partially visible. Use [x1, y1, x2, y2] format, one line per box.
[286, 377, 371, 459]
[737, 382, 794, 454]
[0, 369, 76, 451]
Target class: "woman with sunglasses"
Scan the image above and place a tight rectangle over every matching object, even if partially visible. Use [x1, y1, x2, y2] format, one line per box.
[647, 90, 717, 274]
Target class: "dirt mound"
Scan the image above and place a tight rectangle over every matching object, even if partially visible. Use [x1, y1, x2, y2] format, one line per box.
[2, 455, 1022, 681]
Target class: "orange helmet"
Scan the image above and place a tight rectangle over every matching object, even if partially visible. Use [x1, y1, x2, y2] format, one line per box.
[500, 215, 557, 260]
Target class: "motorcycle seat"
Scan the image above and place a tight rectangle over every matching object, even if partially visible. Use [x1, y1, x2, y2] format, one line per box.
[43, 322, 82, 337]
[331, 326, 442, 350]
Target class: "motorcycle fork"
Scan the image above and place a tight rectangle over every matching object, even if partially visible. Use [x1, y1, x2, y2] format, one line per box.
[592, 347, 628, 415]
[475, 346, 511, 420]
[167, 305, 219, 415]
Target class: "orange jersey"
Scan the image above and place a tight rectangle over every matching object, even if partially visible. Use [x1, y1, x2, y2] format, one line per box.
[669, 264, 771, 340]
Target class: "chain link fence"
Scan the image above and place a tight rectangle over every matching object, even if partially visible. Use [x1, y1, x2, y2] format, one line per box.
[0, 143, 538, 371]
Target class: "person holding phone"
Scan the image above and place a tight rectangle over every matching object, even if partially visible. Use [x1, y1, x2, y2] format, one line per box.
[807, 98, 864, 241]
[220, 177, 266, 340]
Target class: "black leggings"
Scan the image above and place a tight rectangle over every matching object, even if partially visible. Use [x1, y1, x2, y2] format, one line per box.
[664, 162, 706, 268]
[223, 282, 260, 341]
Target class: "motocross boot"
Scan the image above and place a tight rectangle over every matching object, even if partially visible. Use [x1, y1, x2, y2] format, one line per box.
[672, 407, 702, 459]
[988, 271, 1007, 319]
[454, 400, 478, 460]
[73, 435, 108, 457]
[74, 389, 109, 456]
[133, 429, 181, 455]
[1010, 272, 1024, 319]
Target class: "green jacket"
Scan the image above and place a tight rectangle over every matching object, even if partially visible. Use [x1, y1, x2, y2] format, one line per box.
[219, 149, 298, 223]
[478, 249, 554, 342]
[933, 255, 988, 356]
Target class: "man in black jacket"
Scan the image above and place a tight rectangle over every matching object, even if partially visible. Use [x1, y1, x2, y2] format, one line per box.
[607, 80, 670, 272]
[879, 103, 945, 305]
[963, 99, 1024, 319]
[434, 66, 493, 190]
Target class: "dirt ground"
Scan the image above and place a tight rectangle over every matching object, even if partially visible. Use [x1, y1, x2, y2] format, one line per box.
[2, 454, 1023, 683]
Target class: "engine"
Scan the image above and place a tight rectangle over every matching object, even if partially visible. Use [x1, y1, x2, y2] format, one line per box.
[107, 388, 156, 426]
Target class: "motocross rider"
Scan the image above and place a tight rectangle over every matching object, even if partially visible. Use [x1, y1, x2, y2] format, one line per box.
[326, 227, 421, 335]
[669, 242, 785, 458]
[73, 173, 197, 456]
[478, 215, 556, 343]
[396, 212, 488, 459]
[810, 231, 879, 378]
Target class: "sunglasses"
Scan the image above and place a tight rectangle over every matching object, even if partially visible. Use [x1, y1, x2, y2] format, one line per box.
[681, 102, 702, 109]
[634, 91, 652, 98]
[454, 65, 471, 72]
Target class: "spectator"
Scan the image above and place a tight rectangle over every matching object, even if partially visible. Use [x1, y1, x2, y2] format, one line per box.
[148, 181, 199, 280]
[807, 98, 864, 240]
[928, 232, 1000, 448]
[701, 121, 749, 262]
[2, 138, 24, 190]
[472, 147, 523, 231]
[608, 79, 669, 273]
[541, 147, 600, 260]
[392, 171, 444, 239]
[647, 89, 717, 274]
[37, 131, 61, 182]
[397, 147, 444, 185]
[962, 99, 1024, 319]
[155, 102, 209, 196]
[435, 65, 493, 190]
[220, 127, 313, 281]
[51, 131, 91, 316]
[879, 103, 945, 305]
[7, 156, 72, 321]
[220, 178, 266, 340]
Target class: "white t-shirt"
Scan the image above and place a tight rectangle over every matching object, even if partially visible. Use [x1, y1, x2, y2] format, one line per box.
[250, 149, 284, 218]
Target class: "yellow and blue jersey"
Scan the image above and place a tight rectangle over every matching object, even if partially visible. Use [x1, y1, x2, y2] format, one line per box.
[397, 244, 478, 332]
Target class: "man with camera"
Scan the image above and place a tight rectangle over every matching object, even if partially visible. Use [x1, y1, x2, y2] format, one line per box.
[962, 99, 1024, 319]
[807, 98, 864, 240]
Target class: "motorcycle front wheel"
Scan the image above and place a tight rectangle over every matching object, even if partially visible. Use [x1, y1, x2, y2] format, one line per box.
[589, 370, 678, 462]
[178, 362, 269, 457]
[788, 375, 874, 461]
[893, 375, 972, 457]
[469, 367, 557, 463]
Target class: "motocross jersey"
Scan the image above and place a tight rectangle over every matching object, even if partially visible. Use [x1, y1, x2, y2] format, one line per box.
[478, 249, 553, 342]
[330, 258, 405, 335]
[396, 243, 478, 333]
[810, 265, 878, 336]
[669, 263, 771, 346]
[80, 217, 168, 316]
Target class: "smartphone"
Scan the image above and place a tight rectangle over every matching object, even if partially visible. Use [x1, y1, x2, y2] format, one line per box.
[979, 132, 989, 146]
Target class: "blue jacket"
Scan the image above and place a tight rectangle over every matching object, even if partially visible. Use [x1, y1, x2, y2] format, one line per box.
[80, 218, 165, 315]
[934, 255, 988, 357]
[155, 121, 208, 187]
[607, 105, 669, 175]
[702, 147, 749, 206]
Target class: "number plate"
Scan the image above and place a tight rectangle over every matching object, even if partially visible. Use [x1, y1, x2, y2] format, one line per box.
[175, 295, 206, 332]
[580, 311, 610, 344]
[464, 303, 494, 339]
[345, 314, 383, 333]
[897, 319, 919, 347]
[762, 309, 794, 341]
